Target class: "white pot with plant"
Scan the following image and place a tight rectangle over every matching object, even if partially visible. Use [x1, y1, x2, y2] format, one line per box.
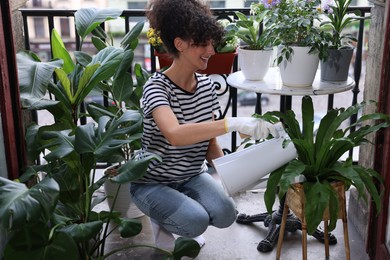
[233, 7, 274, 81]
[256, 0, 326, 87]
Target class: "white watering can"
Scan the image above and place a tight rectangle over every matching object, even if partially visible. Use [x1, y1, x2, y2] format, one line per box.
[213, 124, 297, 197]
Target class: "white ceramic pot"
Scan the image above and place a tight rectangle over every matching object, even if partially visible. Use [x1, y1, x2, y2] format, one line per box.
[104, 166, 144, 219]
[238, 47, 273, 81]
[278, 46, 319, 87]
[212, 124, 297, 196]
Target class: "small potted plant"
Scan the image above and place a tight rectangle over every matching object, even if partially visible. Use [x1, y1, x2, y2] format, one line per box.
[256, 0, 327, 87]
[232, 4, 274, 81]
[263, 96, 389, 238]
[320, 0, 366, 81]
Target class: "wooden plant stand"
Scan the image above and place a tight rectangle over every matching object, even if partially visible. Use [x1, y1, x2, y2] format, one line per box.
[276, 181, 351, 260]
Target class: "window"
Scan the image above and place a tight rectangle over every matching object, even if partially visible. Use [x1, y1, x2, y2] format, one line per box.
[244, 1, 257, 7]
[34, 17, 45, 38]
[60, 18, 70, 37]
[208, 1, 225, 8]
[127, 1, 147, 22]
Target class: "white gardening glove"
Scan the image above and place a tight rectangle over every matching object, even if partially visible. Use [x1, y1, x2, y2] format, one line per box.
[224, 117, 280, 140]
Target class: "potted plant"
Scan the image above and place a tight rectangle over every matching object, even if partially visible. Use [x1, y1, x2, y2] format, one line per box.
[262, 95, 389, 238]
[0, 8, 201, 260]
[256, 0, 327, 86]
[320, 0, 365, 81]
[233, 5, 274, 81]
[147, 19, 239, 74]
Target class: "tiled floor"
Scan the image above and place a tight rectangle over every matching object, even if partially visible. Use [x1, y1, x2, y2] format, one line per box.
[97, 171, 369, 260]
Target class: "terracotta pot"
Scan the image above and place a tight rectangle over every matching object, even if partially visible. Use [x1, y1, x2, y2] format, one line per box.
[154, 50, 173, 69]
[198, 50, 237, 75]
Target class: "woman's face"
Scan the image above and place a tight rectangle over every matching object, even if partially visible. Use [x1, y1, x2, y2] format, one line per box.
[180, 39, 216, 71]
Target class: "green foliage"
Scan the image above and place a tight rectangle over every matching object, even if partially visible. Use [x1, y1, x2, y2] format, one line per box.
[1, 8, 200, 260]
[263, 96, 389, 234]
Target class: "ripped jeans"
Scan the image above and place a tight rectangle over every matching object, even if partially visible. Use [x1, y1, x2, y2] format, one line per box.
[130, 172, 236, 237]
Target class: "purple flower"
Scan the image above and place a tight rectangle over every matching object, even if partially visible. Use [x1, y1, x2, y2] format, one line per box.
[261, 0, 281, 9]
[320, 0, 334, 13]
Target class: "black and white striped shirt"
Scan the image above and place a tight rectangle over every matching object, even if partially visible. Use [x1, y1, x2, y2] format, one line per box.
[137, 72, 221, 183]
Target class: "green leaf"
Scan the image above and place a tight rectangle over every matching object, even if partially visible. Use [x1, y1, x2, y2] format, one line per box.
[264, 164, 286, 214]
[304, 182, 331, 234]
[0, 176, 59, 231]
[120, 21, 145, 50]
[17, 52, 62, 107]
[58, 221, 103, 243]
[118, 218, 142, 237]
[111, 152, 162, 184]
[4, 224, 78, 260]
[51, 29, 75, 74]
[172, 237, 201, 260]
[75, 8, 122, 41]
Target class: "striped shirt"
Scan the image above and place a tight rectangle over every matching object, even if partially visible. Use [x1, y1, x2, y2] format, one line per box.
[137, 72, 221, 183]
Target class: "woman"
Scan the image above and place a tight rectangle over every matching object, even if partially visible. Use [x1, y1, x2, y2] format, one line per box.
[130, 0, 279, 250]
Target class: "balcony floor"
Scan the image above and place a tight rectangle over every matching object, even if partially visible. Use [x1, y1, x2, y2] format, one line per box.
[96, 170, 369, 260]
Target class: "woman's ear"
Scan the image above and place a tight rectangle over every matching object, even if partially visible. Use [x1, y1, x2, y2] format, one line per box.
[174, 37, 188, 52]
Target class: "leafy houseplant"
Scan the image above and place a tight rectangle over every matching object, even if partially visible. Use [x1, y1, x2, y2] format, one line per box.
[263, 96, 389, 235]
[319, 0, 365, 81]
[253, 0, 327, 86]
[0, 8, 200, 260]
[232, 6, 274, 80]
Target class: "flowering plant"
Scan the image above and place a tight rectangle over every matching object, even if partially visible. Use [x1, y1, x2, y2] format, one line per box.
[253, 0, 327, 64]
[320, 0, 363, 50]
[147, 28, 166, 53]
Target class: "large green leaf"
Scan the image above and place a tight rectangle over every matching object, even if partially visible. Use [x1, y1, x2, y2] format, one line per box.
[0, 176, 59, 231]
[51, 29, 75, 74]
[111, 152, 162, 184]
[120, 21, 145, 50]
[41, 129, 75, 161]
[4, 223, 78, 260]
[171, 237, 201, 260]
[58, 221, 103, 243]
[117, 218, 142, 237]
[75, 8, 122, 41]
[17, 52, 62, 107]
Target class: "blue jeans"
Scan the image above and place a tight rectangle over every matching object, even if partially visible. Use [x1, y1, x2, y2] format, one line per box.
[130, 172, 236, 237]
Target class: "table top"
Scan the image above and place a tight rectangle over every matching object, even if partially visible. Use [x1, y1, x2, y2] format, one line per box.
[227, 67, 355, 96]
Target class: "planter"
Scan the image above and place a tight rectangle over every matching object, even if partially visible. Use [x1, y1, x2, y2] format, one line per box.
[238, 47, 273, 81]
[104, 165, 144, 219]
[212, 124, 297, 196]
[320, 48, 354, 81]
[277, 181, 350, 260]
[197, 50, 237, 75]
[154, 50, 173, 70]
[278, 46, 319, 87]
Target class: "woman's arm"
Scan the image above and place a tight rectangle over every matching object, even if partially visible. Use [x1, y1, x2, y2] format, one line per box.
[205, 137, 224, 167]
[152, 106, 226, 146]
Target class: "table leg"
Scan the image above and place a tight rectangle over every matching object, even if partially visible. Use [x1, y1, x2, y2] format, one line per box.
[235, 195, 338, 252]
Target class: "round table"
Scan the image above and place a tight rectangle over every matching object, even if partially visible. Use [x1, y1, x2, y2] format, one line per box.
[227, 67, 355, 96]
[226, 67, 356, 253]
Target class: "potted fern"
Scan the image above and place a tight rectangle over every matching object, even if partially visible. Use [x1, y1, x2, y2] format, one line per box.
[263, 95, 389, 236]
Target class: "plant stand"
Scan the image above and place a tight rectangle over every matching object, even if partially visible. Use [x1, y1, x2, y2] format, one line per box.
[276, 182, 350, 260]
[226, 70, 355, 253]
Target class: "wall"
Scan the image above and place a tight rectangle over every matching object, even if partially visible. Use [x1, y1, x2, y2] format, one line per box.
[348, 0, 387, 245]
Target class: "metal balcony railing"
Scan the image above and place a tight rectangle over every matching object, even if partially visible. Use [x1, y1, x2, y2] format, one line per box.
[19, 7, 371, 154]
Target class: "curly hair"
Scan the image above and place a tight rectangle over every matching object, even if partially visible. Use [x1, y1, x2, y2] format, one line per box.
[146, 0, 224, 57]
